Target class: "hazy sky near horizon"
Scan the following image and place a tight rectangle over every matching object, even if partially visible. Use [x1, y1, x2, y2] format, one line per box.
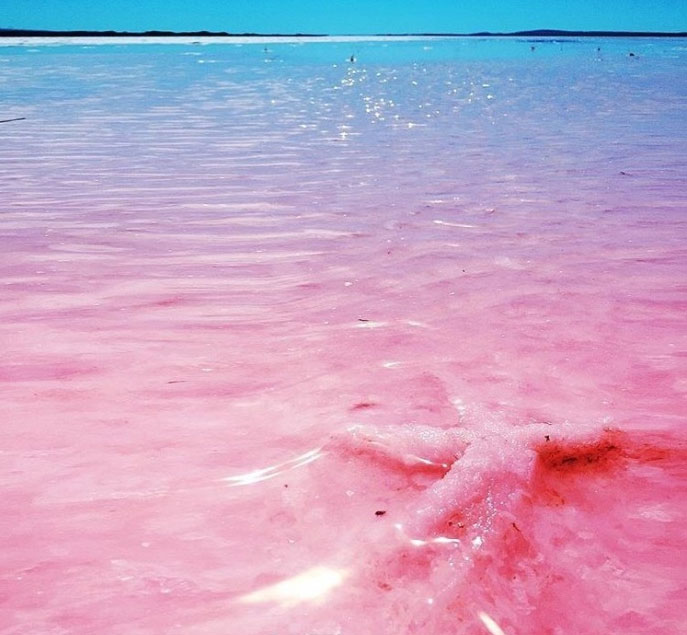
[2, 1, 686, 34]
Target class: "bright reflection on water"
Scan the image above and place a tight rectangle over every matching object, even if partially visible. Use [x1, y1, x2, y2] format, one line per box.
[478, 611, 507, 635]
[222, 447, 324, 486]
[238, 566, 347, 607]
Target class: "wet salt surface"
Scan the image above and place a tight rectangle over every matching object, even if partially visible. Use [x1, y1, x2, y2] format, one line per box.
[1, 37, 686, 633]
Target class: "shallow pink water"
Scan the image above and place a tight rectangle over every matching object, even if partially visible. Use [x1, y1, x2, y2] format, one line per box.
[1, 38, 686, 634]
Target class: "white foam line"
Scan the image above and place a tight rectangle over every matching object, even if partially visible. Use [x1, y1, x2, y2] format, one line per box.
[355, 321, 388, 329]
[433, 219, 477, 228]
[0, 35, 449, 47]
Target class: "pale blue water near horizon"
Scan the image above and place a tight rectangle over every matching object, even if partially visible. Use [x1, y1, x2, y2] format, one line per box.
[1, 36, 686, 634]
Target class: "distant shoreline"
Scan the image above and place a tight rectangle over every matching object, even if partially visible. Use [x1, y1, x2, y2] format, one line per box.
[1, 28, 686, 38]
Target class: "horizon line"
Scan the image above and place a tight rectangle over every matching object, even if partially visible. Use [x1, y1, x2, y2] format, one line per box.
[1, 28, 686, 38]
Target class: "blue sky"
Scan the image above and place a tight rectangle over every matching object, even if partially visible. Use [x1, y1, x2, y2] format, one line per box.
[3, 1, 686, 33]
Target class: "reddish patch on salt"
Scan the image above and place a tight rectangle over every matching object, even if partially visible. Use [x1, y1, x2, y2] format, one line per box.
[536, 429, 685, 477]
[536, 429, 626, 476]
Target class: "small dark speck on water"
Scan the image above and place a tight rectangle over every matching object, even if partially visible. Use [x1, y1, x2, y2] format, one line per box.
[358, 318, 370, 322]
[545, 435, 550, 442]
[375, 510, 386, 516]
[351, 402, 376, 411]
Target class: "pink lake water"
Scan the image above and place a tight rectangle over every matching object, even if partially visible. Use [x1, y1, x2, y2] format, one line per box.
[1, 36, 686, 634]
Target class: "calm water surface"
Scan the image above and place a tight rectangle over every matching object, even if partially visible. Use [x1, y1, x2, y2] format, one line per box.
[1, 37, 686, 634]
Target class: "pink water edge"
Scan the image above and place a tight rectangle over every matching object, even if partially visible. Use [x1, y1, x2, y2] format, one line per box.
[1, 38, 686, 634]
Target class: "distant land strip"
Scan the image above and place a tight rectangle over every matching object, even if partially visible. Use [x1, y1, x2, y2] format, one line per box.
[0, 28, 686, 38]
